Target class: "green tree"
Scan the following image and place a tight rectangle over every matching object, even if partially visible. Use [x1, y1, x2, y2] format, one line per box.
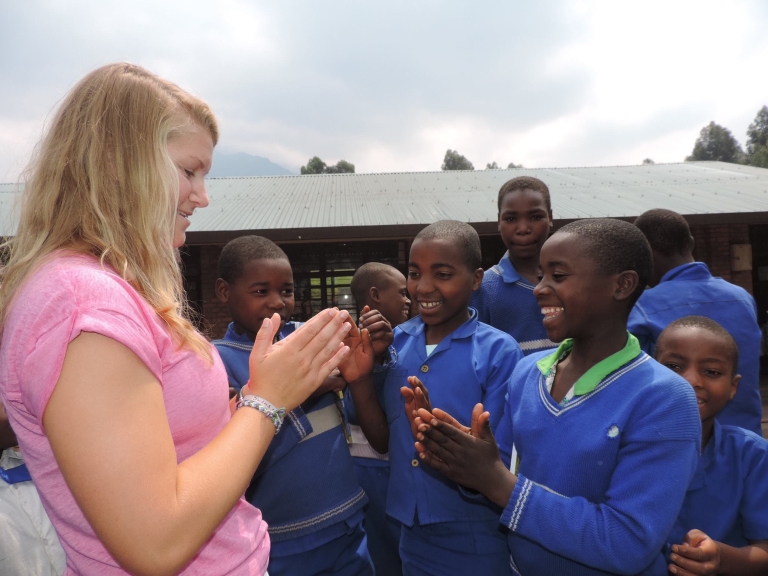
[746, 105, 768, 167]
[507, 162, 523, 169]
[300, 156, 327, 174]
[642, 158, 655, 165]
[486, 161, 499, 169]
[300, 157, 355, 174]
[442, 150, 474, 171]
[685, 122, 744, 163]
[324, 160, 355, 174]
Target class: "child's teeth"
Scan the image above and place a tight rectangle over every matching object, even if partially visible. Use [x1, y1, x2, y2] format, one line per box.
[541, 307, 564, 315]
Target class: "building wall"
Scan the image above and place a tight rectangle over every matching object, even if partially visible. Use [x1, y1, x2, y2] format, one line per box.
[188, 222, 755, 340]
[199, 245, 231, 339]
[691, 223, 752, 294]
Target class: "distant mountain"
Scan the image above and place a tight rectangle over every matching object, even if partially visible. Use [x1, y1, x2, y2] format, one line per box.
[208, 152, 294, 177]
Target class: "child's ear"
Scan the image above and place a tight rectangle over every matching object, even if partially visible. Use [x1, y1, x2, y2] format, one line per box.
[729, 374, 741, 400]
[613, 270, 640, 302]
[370, 286, 381, 304]
[472, 268, 484, 291]
[215, 278, 229, 304]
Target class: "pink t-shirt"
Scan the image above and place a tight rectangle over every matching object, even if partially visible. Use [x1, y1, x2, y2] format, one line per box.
[0, 253, 270, 575]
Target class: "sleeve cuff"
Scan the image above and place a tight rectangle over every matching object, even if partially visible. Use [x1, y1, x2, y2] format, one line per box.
[500, 474, 532, 532]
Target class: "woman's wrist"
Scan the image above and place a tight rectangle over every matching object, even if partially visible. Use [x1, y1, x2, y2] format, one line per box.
[240, 381, 285, 412]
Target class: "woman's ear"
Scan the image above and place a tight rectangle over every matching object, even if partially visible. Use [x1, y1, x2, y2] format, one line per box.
[614, 270, 640, 302]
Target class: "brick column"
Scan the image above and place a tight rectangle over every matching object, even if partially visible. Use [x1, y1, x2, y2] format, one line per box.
[199, 244, 230, 339]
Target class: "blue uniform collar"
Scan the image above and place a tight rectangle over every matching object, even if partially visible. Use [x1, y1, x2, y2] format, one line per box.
[399, 307, 479, 340]
[221, 321, 298, 346]
[496, 252, 524, 284]
[688, 419, 721, 491]
[222, 323, 253, 344]
[660, 262, 711, 284]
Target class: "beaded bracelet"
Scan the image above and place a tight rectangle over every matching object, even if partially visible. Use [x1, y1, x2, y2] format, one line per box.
[236, 391, 286, 435]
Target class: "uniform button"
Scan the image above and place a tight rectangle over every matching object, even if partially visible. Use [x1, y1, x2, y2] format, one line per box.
[411, 459, 419, 467]
[420, 365, 429, 373]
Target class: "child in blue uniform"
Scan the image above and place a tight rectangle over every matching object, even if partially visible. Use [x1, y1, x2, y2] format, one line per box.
[413, 218, 701, 575]
[655, 316, 768, 575]
[470, 176, 556, 355]
[348, 220, 524, 576]
[346, 262, 410, 576]
[628, 208, 763, 435]
[213, 236, 374, 576]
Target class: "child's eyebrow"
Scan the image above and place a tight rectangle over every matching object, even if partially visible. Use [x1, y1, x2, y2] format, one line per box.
[430, 262, 457, 270]
[698, 357, 728, 364]
[662, 351, 688, 360]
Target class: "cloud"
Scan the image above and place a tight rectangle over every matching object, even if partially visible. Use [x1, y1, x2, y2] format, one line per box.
[1, 0, 767, 179]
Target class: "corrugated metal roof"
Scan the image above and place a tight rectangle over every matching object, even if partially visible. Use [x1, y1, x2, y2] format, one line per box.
[2, 162, 768, 238]
[190, 161, 768, 234]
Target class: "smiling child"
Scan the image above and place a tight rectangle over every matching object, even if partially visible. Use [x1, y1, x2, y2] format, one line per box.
[656, 317, 768, 576]
[412, 218, 701, 575]
[471, 176, 557, 355]
[348, 220, 523, 576]
[213, 236, 374, 576]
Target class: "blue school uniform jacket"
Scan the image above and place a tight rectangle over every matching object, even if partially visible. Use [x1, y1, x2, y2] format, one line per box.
[382, 309, 523, 526]
[470, 253, 556, 356]
[213, 323, 367, 549]
[628, 262, 763, 435]
[496, 343, 701, 575]
[667, 421, 768, 550]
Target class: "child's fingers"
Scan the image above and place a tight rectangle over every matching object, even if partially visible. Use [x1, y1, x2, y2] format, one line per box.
[415, 442, 449, 469]
[416, 428, 456, 462]
[669, 551, 712, 575]
[668, 564, 698, 576]
[431, 407, 468, 433]
[671, 545, 706, 561]
[400, 387, 415, 401]
[360, 327, 373, 355]
[362, 319, 390, 336]
[682, 530, 708, 547]
[415, 407, 436, 422]
[359, 310, 384, 325]
[407, 375, 425, 389]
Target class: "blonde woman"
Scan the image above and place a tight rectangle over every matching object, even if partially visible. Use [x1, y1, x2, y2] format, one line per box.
[0, 63, 371, 576]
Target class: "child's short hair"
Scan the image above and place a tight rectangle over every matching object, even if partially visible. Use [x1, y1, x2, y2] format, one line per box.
[218, 236, 288, 283]
[497, 176, 552, 213]
[555, 218, 652, 306]
[350, 262, 399, 306]
[658, 315, 740, 374]
[414, 220, 482, 271]
[634, 209, 694, 257]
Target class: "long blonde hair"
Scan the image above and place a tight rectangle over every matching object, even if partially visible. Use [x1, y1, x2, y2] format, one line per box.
[0, 63, 218, 360]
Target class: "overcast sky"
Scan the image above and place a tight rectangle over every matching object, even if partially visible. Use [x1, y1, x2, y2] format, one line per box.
[2, 0, 767, 179]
